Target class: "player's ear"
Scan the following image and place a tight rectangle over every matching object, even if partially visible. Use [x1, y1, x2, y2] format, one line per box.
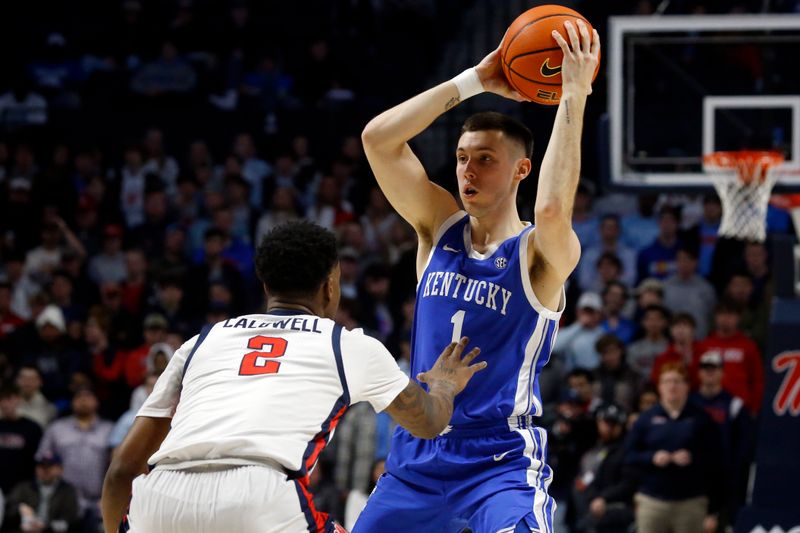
[515, 157, 532, 181]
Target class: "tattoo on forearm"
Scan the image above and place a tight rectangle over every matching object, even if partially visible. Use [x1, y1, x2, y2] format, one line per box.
[389, 381, 453, 437]
[565, 99, 571, 124]
[445, 96, 461, 111]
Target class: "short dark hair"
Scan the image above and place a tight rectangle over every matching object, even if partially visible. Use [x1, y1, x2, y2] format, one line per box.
[642, 304, 670, 321]
[671, 312, 696, 328]
[255, 221, 338, 298]
[567, 368, 595, 383]
[595, 333, 625, 354]
[460, 112, 533, 158]
[716, 298, 744, 316]
[0, 383, 20, 399]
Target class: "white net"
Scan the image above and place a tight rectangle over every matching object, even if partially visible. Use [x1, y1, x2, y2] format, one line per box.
[703, 152, 784, 243]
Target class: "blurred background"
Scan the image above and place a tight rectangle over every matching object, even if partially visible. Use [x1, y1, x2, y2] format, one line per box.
[0, 1, 799, 532]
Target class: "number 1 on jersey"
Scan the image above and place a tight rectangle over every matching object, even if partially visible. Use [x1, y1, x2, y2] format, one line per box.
[450, 310, 465, 343]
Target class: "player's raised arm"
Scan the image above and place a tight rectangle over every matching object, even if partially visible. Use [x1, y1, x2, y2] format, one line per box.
[532, 21, 600, 290]
[361, 47, 525, 238]
[385, 337, 486, 439]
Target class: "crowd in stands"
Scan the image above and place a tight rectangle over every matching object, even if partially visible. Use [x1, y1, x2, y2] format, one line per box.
[1, 1, 798, 532]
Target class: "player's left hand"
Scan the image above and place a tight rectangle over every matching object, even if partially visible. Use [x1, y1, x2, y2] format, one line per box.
[551, 19, 600, 97]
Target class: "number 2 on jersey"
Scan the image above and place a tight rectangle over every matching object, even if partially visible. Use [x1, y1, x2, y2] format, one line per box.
[239, 336, 288, 376]
[450, 310, 466, 343]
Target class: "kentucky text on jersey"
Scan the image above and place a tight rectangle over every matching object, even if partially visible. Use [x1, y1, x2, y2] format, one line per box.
[222, 316, 323, 333]
[421, 271, 513, 316]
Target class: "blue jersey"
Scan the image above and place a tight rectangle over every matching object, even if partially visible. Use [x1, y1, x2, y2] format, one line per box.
[411, 211, 564, 427]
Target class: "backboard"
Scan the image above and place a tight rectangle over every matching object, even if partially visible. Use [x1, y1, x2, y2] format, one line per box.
[608, 15, 800, 189]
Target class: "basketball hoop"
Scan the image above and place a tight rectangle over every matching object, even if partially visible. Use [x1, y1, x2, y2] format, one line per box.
[703, 150, 785, 242]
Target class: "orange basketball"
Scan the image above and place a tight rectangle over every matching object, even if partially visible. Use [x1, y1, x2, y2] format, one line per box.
[500, 4, 600, 105]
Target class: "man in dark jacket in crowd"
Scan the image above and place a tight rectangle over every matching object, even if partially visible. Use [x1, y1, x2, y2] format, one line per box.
[572, 403, 637, 533]
[3, 452, 80, 533]
[625, 362, 723, 533]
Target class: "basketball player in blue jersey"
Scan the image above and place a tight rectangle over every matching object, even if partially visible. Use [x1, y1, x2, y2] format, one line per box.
[353, 21, 600, 533]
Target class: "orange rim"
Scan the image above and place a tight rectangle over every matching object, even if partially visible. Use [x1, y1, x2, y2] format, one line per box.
[703, 150, 785, 185]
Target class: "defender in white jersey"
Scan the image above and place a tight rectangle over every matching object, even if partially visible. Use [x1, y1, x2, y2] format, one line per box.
[101, 221, 486, 533]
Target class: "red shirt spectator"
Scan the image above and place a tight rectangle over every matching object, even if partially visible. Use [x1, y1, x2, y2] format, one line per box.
[651, 312, 702, 387]
[0, 281, 26, 338]
[122, 313, 169, 388]
[693, 301, 764, 414]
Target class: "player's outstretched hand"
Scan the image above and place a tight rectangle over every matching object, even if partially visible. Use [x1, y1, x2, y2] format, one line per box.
[551, 19, 600, 96]
[475, 46, 528, 102]
[417, 337, 487, 396]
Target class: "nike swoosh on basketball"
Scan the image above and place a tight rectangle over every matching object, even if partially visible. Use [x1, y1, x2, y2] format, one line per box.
[443, 244, 460, 253]
[493, 450, 512, 461]
[540, 58, 562, 77]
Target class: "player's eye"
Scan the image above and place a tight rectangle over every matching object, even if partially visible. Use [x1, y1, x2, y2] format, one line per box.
[457, 155, 467, 163]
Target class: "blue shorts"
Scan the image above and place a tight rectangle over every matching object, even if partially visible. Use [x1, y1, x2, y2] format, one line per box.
[352, 419, 556, 533]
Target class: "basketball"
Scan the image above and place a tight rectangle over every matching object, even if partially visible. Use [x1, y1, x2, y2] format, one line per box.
[501, 4, 600, 105]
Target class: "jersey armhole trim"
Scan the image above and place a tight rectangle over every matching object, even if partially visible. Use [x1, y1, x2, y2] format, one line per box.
[519, 228, 565, 321]
[182, 324, 213, 377]
[418, 210, 467, 280]
[332, 324, 350, 405]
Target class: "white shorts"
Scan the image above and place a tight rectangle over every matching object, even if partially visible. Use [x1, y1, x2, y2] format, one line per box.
[128, 465, 319, 533]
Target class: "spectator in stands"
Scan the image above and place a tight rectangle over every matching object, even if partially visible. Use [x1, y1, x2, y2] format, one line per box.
[695, 300, 764, 415]
[88, 225, 127, 285]
[360, 187, 399, 254]
[128, 343, 172, 411]
[335, 403, 382, 507]
[3, 451, 80, 533]
[232, 133, 271, 208]
[141, 128, 179, 197]
[549, 368, 600, 529]
[306, 175, 355, 230]
[108, 373, 158, 451]
[23, 305, 84, 404]
[686, 194, 721, 277]
[15, 366, 56, 429]
[572, 403, 636, 533]
[636, 206, 681, 282]
[578, 215, 637, 291]
[224, 173, 257, 244]
[357, 263, 394, 342]
[0, 77, 48, 128]
[130, 40, 197, 96]
[627, 305, 670, 382]
[622, 194, 660, 251]
[23, 222, 64, 291]
[690, 352, 753, 529]
[37, 386, 113, 529]
[724, 271, 769, 350]
[121, 313, 168, 391]
[663, 247, 716, 339]
[184, 227, 246, 314]
[254, 186, 302, 244]
[651, 313, 701, 386]
[554, 292, 605, 371]
[118, 144, 147, 229]
[743, 242, 772, 309]
[600, 282, 636, 345]
[624, 363, 723, 533]
[0, 281, 25, 342]
[129, 181, 172, 257]
[593, 335, 641, 412]
[0, 384, 42, 495]
[571, 182, 600, 249]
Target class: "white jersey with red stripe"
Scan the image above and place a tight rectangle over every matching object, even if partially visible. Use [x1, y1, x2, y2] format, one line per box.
[138, 309, 409, 476]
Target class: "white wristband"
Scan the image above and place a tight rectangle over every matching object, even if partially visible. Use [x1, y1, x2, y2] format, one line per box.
[452, 67, 484, 101]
